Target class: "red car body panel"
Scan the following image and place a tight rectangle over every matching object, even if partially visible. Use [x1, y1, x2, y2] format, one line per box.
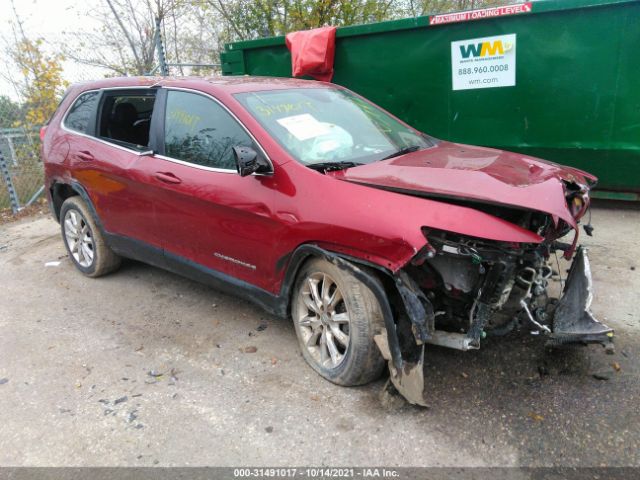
[70, 140, 162, 249]
[269, 160, 544, 277]
[149, 157, 281, 291]
[328, 141, 595, 230]
[43, 76, 592, 296]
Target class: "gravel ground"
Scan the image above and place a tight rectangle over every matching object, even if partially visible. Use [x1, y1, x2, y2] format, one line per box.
[0, 201, 638, 467]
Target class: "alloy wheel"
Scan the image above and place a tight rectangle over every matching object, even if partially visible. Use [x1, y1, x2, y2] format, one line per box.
[64, 209, 94, 268]
[296, 272, 351, 368]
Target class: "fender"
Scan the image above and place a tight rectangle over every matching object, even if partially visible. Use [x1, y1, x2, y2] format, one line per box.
[275, 242, 404, 308]
[277, 244, 404, 369]
[49, 179, 103, 228]
[277, 244, 435, 370]
[69, 181, 103, 226]
[281, 244, 433, 406]
[276, 161, 545, 276]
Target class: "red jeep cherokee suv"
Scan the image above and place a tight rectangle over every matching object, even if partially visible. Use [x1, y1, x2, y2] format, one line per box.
[42, 76, 611, 405]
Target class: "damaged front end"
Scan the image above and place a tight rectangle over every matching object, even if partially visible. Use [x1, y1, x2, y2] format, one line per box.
[376, 193, 613, 406]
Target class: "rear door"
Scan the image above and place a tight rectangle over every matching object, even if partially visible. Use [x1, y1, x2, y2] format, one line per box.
[65, 88, 163, 251]
[149, 87, 281, 292]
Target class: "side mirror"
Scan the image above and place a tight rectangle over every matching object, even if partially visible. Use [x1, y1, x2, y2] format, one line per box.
[233, 146, 270, 177]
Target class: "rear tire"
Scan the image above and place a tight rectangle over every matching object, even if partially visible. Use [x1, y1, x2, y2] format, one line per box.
[60, 196, 121, 277]
[291, 257, 386, 386]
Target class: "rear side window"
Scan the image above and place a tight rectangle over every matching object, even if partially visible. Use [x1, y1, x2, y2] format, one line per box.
[98, 91, 156, 149]
[64, 91, 100, 133]
[45, 89, 72, 126]
[164, 90, 253, 170]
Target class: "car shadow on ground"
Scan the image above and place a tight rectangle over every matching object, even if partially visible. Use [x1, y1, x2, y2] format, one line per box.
[358, 324, 633, 423]
[356, 328, 638, 465]
[366, 332, 601, 408]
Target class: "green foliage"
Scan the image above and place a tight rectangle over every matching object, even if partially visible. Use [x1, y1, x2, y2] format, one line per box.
[206, 0, 399, 40]
[205, 0, 521, 41]
[0, 96, 23, 129]
[8, 38, 68, 127]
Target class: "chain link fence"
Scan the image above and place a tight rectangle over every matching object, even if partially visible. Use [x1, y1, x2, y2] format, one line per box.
[0, 62, 107, 215]
[0, 124, 42, 213]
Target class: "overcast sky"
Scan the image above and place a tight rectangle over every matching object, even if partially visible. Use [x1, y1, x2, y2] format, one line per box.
[1, 0, 104, 100]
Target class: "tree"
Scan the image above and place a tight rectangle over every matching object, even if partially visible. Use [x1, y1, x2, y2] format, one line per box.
[0, 96, 23, 129]
[62, 0, 168, 76]
[205, 0, 404, 41]
[205, 0, 520, 43]
[10, 38, 68, 126]
[2, 1, 68, 127]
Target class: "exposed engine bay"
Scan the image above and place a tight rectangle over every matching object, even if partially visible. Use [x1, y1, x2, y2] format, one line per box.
[415, 229, 610, 348]
[372, 184, 614, 406]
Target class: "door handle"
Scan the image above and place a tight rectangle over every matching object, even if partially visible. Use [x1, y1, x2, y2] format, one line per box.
[76, 150, 95, 162]
[154, 172, 182, 184]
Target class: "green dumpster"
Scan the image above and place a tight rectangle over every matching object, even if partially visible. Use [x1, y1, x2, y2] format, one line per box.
[221, 0, 640, 200]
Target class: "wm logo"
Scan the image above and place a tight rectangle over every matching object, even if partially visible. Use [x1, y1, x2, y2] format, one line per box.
[460, 41, 505, 58]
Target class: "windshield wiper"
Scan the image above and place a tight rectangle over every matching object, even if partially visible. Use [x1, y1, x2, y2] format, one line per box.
[306, 161, 363, 172]
[380, 145, 422, 161]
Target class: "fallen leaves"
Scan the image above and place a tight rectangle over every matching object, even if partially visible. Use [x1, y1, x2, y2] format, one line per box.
[528, 412, 544, 422]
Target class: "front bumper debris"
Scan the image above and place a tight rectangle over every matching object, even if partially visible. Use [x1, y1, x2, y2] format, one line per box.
[376, 245, 613, 406]
[374, 332, 427, 407]
[550, 246, 613, 345]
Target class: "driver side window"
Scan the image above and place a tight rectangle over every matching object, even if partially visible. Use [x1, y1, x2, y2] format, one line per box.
[164, 90, 253, 170]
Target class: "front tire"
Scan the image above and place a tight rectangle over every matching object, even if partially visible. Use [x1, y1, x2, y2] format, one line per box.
[60, 196, 121, 277]
[291, 258, 386, 386]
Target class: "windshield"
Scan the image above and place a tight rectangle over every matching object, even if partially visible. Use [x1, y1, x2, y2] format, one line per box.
[235, 88, 434, 166]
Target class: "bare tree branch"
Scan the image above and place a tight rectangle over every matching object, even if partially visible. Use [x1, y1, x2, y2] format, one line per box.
[106, 0, 143, 69]
[207, 0, 247, 41]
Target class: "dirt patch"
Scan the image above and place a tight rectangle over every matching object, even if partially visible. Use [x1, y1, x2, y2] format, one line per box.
[0, 198, 48, 225]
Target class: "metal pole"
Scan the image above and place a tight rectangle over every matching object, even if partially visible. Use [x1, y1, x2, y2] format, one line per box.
[0, 148, 20, 214]
[25, 184, 44, 207]
[154, 16, 168, 76]
[165, 63, 221, 68]
[7, 136, 17, 166]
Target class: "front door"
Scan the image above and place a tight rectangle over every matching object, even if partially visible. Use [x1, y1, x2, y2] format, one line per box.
[148, 88, 281, 292]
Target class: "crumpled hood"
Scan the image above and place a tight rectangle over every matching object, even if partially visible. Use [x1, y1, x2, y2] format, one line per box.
[329, 141, 596, 228]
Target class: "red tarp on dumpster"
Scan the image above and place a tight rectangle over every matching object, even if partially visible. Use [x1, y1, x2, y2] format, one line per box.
[285, 26, 337, 82]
